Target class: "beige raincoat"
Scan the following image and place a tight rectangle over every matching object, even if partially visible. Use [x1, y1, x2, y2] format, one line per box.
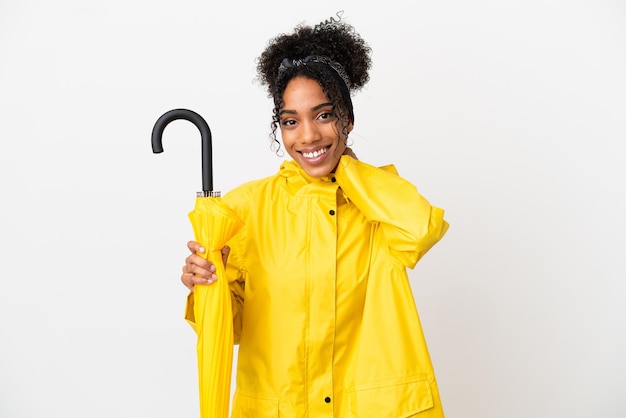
[186, 155, 449, 417]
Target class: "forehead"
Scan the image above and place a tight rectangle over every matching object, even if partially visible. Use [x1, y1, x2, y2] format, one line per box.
[281, 77, 330, 108]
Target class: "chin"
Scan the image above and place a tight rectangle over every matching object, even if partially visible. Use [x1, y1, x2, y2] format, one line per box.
[303, 164, 333, 179]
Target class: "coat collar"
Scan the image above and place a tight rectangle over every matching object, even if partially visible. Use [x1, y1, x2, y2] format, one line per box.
[276, 158, 399, 202]
[277, 160, 335, 184]
[276, 160, 343, 199]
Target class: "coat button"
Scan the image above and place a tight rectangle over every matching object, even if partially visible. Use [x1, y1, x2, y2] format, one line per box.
[329, 210, 335, 216]
[324, 397, 331, 403]
[331, 177, 336, 182]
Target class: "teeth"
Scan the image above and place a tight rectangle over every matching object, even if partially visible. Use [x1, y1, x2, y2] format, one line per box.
[303, 147, 328, 159]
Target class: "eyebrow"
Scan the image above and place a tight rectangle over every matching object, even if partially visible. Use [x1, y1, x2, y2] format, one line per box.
[279, 102, 333, 116]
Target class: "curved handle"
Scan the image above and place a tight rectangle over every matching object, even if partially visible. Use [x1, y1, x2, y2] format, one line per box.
[151, 108, 213, 193]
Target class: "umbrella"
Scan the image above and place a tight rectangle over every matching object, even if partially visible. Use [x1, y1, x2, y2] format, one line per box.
[152, 108, 243, 418]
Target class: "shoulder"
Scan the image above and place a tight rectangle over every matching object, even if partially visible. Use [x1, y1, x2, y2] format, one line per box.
[337, 155, 404, 180]
[224, 159, 303, 200]
[221, 170, 285, 216]
[224, 175, 272, 200]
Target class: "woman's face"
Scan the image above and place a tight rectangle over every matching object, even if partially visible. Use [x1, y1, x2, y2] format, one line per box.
[279, 76, 351, 178]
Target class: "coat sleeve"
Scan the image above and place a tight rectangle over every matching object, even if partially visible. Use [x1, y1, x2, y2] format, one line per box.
[334, 155, 449, 268]
[221, 186, 251, 344]
[224, 230, 247, 344]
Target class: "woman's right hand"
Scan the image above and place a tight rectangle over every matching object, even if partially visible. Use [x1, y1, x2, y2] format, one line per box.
[181, 241, 231, 291]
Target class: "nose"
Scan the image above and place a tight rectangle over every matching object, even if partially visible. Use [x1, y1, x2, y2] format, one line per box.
[300, 120, 322, 144]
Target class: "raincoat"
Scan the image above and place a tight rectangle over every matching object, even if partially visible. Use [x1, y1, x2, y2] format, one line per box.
[186, 155, 449, 417]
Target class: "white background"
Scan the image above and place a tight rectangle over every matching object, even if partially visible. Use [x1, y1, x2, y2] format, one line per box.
[1, 1, 625, 417]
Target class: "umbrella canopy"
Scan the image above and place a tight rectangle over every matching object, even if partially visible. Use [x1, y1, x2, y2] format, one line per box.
[188, 196, 243, 417]
[152, 109, 243, 417]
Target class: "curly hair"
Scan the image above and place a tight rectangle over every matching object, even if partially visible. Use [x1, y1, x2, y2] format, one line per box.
[255, 14, 372, 152]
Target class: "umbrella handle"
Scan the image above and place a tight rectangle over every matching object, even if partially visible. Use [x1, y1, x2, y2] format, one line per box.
[151, 108, 213, 193]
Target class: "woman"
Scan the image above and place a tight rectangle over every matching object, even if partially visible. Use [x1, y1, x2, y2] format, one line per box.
[182, 15, 449, 417]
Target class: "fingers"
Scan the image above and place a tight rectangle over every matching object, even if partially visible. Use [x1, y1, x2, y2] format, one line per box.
[181, 252, 217, 291]
[343, 147, 358, 160]
[221, 245, 231, 266]
[187, 240, 205, 255]
[181, 242, 231, 291]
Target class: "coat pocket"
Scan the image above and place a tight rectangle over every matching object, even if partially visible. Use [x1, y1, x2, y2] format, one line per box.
[347, 378, 434, 418]
[231, 390, 279, 418]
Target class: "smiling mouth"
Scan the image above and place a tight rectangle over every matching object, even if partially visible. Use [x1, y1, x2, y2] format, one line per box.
[301, 146, 330, 159]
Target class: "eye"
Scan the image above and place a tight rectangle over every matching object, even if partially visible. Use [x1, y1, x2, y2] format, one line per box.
[281, 118, 296, 126]
[318, 111, 336, 121]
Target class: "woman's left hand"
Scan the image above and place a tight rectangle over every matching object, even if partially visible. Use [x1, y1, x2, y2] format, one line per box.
[343, 147, 358, 160]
